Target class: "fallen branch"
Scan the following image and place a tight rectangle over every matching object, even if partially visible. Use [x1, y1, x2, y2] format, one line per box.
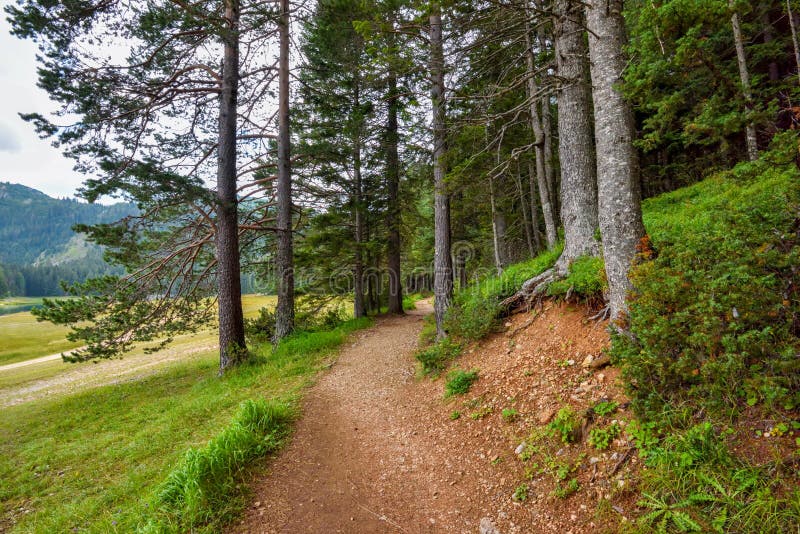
[608, 446, 635, 476]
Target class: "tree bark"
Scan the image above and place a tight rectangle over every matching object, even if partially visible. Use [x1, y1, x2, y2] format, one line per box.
[586, 0, 646, 319]
[730, 0, 758, 161]
[353, 83, 366, 319]
[516, 163, 539, 256]
[216, 0, 246, 373]
[430, 4, 453, 339]
[489, 172, 505, 274]
[386, 66, 404, 315]
[274, 0, 294, 341]
[554, 0, 598, 272]
[524, 12, 558, 250]
[539, 30, 558, 223]
[526, 162, 543, 252]
[788, 0, 800, 85]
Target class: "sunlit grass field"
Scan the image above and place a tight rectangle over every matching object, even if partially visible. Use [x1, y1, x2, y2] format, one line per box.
[0, 294, 371, 533]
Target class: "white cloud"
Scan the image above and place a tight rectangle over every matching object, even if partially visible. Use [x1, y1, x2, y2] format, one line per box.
[0, 123, 20, 152]
[0, 3, 87, 199]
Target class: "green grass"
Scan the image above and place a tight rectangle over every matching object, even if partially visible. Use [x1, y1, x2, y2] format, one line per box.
[0, 315, 372, 533]
[0, 307, 81, 365]
[0, 295, 276, 368]
[142, 399, 294, 533]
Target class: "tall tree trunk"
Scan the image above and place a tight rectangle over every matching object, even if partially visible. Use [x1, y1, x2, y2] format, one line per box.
[216, 0, 246, 372]
[524, 12, 558, 249]
[730, 0, 758, 161]
[516, 163, 539, 257]
[554, 0, 598, 272]
[452, 191, 469, 289]
[586, 0, 646, 319]
[788, 0, 800, 84]
[386, 67, 404, 315]
[353, 84, 366, 319]
[489, 173, 505, 275]
[539, 30, 558, 224]
[274, 0, 294, 340]
[430, 4, 452, 339]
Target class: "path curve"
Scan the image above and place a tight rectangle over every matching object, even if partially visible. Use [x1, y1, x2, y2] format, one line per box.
[234, 299, 493, 533]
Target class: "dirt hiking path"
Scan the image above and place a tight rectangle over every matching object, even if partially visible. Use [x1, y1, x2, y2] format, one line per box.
[235, 300, 623, 534]
[235, 300, 495, 534]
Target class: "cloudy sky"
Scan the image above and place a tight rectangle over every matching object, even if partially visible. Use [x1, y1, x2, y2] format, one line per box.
[0, 4, 86, 200]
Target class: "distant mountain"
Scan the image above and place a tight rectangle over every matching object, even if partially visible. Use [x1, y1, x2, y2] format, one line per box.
[0, 182, 136, 296]
[0, 182, 135, 265]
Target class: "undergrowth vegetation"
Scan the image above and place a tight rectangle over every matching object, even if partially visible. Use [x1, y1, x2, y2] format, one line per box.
[444, 246, 562, 340]
[442, 140, 800, 533]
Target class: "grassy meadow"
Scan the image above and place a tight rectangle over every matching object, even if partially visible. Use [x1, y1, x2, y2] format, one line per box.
[0, 293, 371, 533]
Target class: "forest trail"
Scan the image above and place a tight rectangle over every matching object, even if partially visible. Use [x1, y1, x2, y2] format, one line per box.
[235, 299, 492, 534]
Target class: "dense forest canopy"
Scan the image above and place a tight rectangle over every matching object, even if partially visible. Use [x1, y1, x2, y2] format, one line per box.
[4, 0, 798, 366]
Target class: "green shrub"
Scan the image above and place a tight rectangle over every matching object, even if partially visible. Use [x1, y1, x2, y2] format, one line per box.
[593, 400, 619, 417]
[547, 255, 606, 300]
[501, 407, 519, 421]
[546, 407, 580, 444]
[612, 163, 800, 418]
[416, 338, 462, 375]
[444, 368, 479, 397]
[142, 399, 294, 533]
[444, 245, 563, 340]
[587, 423, 621, 450]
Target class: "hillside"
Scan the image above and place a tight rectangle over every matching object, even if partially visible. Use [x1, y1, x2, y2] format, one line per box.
[0, 183, 135, 296]
[0, 182, 134, 265]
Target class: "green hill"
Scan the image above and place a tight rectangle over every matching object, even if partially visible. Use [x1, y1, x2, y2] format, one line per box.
[0, 182, 136, 296]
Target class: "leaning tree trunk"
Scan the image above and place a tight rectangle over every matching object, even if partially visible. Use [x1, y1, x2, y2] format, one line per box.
[216, 0, 246, 373]
[554, 0, 598, 270]
[430, 4, 453, 339]
[539, 28, 559, 224]
[524, 9, 558, 249]
[274, 0, 294, 341]
[386, 67, 404, 315]
[730, 0, 758, 162]
[586, 0, 646, 319]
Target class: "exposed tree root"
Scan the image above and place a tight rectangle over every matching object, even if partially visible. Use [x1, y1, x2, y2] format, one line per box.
[589, 306, 610, 321]
[498, 267, 556, 314]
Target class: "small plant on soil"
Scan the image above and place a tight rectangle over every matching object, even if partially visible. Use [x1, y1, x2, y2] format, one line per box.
[512, 483, 529, 502]
[469, 405, 493, 420]
[449, 410, 461, 420]
[416, 339, 462, 376]
[547, 407, 579, 444]
[588, 423, 621, 450]
[552, 478, 580, 499]
[444, 368, 479, 397]
[593, 400, 619, 417]
[501, 408, 519, 422]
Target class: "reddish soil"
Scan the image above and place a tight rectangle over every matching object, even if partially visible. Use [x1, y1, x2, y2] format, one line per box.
[233, 300, 640, 534]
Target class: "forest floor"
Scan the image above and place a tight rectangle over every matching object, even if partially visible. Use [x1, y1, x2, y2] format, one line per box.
[234, 298, 633, 534]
